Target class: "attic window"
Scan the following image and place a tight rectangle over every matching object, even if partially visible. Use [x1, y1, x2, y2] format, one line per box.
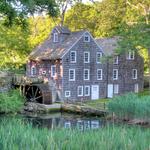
[53, 33, 58, 42]
[84, 34, 90, 42]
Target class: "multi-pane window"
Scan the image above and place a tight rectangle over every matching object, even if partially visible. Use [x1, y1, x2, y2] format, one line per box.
[113, 56, 118, 64]
[97, 69, 103, 80]
[78, 86, 83, 96]
[127, 51, 135, 60]
[113, 69, 118, 80]
[84, 52, 90, 63]
[132, 69, 137, 79]
[69, 69, 75, 81]
[70, 51, 76, 63]
[53, 33, 58, 42]
[84, 86, 90, 96]
[97, 52, 102, 63]
[51, 65, 56, 77]
[84, 69, 90, 80]
[65, 91, 71, 97]
[114, 84, 119, 94]
[84, 34, 90, 42]
[31, 66, 36, 75]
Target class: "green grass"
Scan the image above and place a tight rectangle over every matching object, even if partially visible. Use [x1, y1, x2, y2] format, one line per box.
[0, 90, 24, 113]
[85, 98, 109, 110]
[108, 93, 150, 120]
[0, 118, 149, 150]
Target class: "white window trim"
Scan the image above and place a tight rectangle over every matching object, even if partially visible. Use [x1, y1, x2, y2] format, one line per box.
[114, 84, 119, 94]
[31, 66, 36, 76]
[53, 33, 58, 42]
[113, 56, 119, 64]
[70, 51, 76, 63]
[113, 69, 118, 80]
[127, 51, 135, 60]
[97, 69, 103, 80]
[84, 34, 90, 42]
[132, 69, 137, 79]
[65, 91, 71, 98]
[78, 86, 83, 96]
[84, 86, 90, 96]
[69, 69, 75, 81]
[84, 52, 90, 63]
[51, 65, 56, 77]
[84, 69, 90, 80]
[97, 52, 102, 63]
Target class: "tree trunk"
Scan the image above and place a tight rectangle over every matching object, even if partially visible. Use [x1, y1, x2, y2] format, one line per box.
[148, 49, 150, 92]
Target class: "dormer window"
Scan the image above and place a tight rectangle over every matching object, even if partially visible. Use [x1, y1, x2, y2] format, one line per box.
[53, 33, 58, 42]
[84, 34, 90, 42]
[127, 51, 135, 60]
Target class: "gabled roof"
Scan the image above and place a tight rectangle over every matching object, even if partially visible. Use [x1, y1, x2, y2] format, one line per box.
[96, 36, 120, 56]
[29, 30, 85, 60]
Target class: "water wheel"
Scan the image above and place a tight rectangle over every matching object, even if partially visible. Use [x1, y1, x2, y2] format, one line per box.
[23, 84, 52, 104]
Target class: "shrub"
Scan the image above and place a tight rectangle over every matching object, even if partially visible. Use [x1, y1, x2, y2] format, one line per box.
[108, 93, 150, 120]
[0, 90, 24, 113]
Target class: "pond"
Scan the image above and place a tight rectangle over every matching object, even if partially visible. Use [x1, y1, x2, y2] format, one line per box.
[20, 113, 108, 131]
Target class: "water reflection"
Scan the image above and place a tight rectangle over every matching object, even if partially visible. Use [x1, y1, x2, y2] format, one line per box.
[25, 113, 106, 131]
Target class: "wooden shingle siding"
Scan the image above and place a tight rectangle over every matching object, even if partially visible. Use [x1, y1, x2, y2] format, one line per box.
[27, 26, 144, 102]
[62, 32, 107, 101]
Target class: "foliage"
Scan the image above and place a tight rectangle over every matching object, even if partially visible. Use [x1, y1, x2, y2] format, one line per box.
[108, 93, 150, 120]
[0, 118, 149, 150]
[0, 90, 24, 113]
[0, 0, 59, 26]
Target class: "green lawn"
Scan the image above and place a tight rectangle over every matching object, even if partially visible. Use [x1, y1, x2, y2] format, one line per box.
[85, 88, 150, 110]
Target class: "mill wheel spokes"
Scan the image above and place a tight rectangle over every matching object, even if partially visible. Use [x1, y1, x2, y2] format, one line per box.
[25, 86, 42, 103]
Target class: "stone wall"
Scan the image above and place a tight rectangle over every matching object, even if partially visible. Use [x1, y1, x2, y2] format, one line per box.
[0, 71, 13, 92]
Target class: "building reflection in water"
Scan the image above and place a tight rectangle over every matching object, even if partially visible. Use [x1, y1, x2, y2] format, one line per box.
[25, 113, 106, 131]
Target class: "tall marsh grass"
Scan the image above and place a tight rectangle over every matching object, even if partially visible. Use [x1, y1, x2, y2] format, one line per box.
[0, 118, 149, 150]
[0, 90, 24, 113]
[108, 93, 150, 120]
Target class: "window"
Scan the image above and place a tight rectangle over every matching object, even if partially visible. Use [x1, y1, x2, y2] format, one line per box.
[97, 69, 103, 80]
[51, 65, 56, 77]
[84, 69, 90, 80]
[132, 69, 137, 79]
[113, 69, 118, 80]
[127, 51, 135, 60]
[84, 52, 90, 63]
[113, 56, 118, 64]
[70, 51, 76, 63]
[84, 34, 90, 42]
[84, 86, 90, 96]
[65, 91, 71, 97]
[114, 84, 119, 94]
[31, 66, 36, 75]
[53, 33, 58, 42]
[69, 69, 75, 81]
[78, 86, 83, 96]
[97, 52, 102, 63]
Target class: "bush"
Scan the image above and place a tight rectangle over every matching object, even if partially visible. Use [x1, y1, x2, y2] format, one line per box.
[0, 90, 24, 113]
[108, 93, 150, 120]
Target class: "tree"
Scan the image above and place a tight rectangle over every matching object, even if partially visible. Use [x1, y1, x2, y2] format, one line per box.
[0, 0, 59, 27]
[64, 3, 97, 34]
